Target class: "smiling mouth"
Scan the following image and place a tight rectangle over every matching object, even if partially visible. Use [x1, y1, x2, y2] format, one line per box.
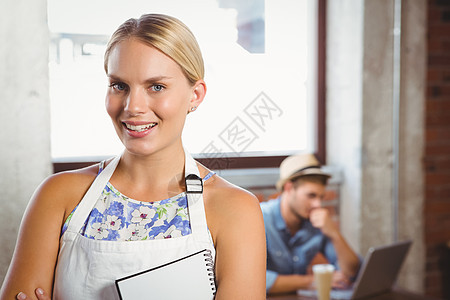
[123, 122, 157, 132]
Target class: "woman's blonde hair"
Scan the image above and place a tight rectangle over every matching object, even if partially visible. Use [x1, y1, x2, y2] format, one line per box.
[104, 13, 204, 85]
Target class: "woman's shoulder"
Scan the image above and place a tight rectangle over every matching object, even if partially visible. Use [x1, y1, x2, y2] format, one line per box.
[204, 173, 258, 205]
[200, 166, 265, 264]
[34, 163, 101, 212]
[198, 163, 259, 207]
[45, 163, 99, 191]
[202, 170, 263, 234]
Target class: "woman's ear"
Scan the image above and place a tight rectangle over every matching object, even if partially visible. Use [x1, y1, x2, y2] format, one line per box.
[188, 80, 206, 113]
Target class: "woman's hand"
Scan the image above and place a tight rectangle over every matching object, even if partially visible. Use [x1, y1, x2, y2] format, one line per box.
[16, 288, 50, 300]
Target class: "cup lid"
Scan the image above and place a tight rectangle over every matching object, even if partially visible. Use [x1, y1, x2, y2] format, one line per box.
[312, 264, 335, 273]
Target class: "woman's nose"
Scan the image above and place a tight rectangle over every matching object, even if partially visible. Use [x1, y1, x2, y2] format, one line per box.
[125, 89, 147, 115]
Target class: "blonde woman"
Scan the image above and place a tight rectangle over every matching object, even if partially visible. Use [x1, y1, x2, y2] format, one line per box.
[0, 14, 266, 300]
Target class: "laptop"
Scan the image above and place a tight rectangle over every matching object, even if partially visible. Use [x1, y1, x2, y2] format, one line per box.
[297, 240, 412, 300]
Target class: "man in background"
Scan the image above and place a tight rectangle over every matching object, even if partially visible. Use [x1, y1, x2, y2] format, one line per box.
[261, 153, 360, 294]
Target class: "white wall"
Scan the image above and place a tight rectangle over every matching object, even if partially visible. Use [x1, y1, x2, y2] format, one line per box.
[0, 0, 52, 285]
[326, 0, 364, 254]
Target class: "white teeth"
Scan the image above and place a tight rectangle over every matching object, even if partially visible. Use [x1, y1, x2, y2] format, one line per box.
[124, 123, 156, 132]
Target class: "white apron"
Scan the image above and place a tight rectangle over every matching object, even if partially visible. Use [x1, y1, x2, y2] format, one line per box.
[53, 150, 216, 299]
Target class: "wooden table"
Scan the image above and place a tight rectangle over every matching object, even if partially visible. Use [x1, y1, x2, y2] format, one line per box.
[267, 288, 441, 300]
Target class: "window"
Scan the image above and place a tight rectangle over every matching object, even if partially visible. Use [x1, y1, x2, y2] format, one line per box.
[48, 0, 322, 168]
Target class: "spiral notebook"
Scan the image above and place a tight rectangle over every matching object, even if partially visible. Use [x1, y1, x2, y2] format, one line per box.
[115, 249, 216, 300]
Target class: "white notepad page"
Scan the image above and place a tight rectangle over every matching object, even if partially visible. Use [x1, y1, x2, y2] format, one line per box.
[116, 249, 216, 300]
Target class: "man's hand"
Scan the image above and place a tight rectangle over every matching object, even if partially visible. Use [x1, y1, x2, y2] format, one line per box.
[309, 208, 338, 239]
[16, 288, 50, 300]
[309, 271, 351, 290]
[332, 271, 351, 289]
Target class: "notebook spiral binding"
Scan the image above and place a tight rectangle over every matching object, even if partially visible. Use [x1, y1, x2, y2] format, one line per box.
[203, 249, 216, 294]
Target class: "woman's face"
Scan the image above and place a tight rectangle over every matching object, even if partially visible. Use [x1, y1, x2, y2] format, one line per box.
[105, 38, 200, 157]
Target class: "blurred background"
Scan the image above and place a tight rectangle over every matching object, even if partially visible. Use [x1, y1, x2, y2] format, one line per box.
[0, 0, 449, 298]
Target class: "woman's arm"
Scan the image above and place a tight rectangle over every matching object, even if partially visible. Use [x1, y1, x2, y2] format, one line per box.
[0, 171, 93, 300]
[205, 182, 266, 300]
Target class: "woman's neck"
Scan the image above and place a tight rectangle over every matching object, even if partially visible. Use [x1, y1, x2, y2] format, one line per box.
[111, 143, 187, 201]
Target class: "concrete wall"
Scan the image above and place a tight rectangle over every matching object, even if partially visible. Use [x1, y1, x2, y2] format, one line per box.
[327, 0, 426, 293]
[360, 0, 395, 249]
[0, 0, 52, 285]
[327, 0, 426, 292]
[397, 0, 426, 291]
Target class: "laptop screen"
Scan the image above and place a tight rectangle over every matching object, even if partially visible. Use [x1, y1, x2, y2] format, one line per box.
[351, 240, 412, 299]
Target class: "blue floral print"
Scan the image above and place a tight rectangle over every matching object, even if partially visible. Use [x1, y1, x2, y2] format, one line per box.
[61, 170, 216, 241]
[63, 182, 194, 241]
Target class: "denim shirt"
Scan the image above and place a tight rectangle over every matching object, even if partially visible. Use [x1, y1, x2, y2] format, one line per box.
[260, 197, 338, 291]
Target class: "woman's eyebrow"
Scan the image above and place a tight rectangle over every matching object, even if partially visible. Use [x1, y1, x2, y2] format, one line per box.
[106, 75, 173, 83]
[107, 74, 123, 81]
[144, 75, 174, 83]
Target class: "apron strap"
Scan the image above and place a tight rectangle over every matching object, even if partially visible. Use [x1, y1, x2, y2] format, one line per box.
[184, 149, 210, 242]
[65, 155, 121, 233]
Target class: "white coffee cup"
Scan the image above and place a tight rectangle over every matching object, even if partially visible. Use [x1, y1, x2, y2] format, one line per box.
[312, 264, 335, 300]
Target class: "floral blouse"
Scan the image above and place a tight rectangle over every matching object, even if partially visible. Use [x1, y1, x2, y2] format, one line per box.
[62, 171, 215, 241]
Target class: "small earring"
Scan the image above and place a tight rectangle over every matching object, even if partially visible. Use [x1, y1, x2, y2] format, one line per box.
[190, 106, 197, 112]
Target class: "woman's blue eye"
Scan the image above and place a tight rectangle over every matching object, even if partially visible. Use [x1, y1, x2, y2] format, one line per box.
[110, 83, 126, 91]
[115, 83, 126, 91]
[151, 85, 164, 92]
